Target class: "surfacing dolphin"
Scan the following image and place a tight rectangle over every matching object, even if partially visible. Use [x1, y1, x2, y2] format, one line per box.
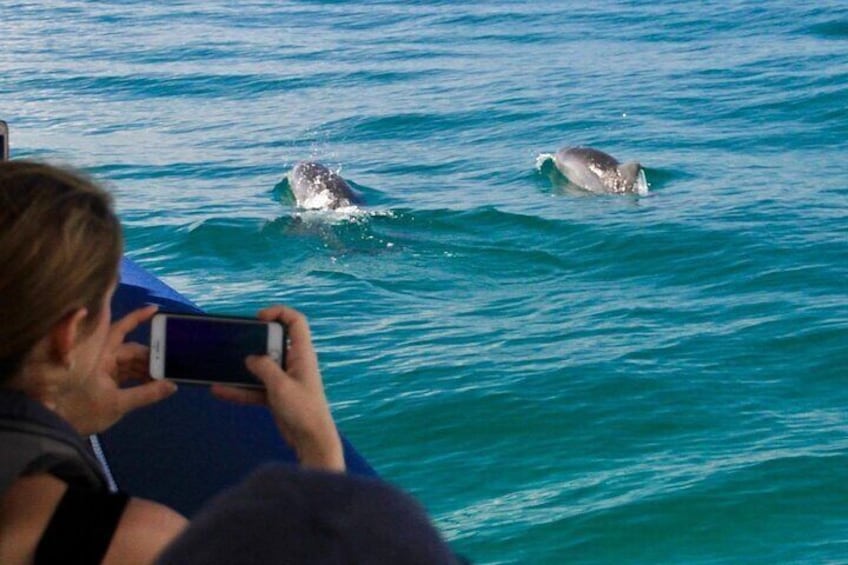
[553, 147, 647, 195]
[287, 161, 364, 210]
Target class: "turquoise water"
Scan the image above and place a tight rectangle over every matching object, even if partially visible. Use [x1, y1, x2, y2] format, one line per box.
[3, 1, 847, 562]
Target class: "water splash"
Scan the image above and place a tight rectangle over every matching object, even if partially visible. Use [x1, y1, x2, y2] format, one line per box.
[634, 167, 650, 196]
[535, 152, 555, 172]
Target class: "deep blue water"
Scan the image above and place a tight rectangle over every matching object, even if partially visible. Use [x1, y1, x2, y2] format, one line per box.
[2, 2, 847, 562]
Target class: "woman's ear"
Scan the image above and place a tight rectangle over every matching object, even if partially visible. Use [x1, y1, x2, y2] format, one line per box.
[49, 308, 89, 366]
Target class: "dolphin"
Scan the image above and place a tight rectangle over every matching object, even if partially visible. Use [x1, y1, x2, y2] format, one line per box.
[287, 161, 364, 210]
[553, 147, 647, 195]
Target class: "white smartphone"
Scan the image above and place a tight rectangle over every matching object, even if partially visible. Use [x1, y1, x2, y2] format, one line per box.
[0, 120, 8, 161]
[150, 312, 285, 388]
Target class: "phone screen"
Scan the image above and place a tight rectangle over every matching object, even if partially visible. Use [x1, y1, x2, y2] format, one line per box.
[163, 316, 282, 386]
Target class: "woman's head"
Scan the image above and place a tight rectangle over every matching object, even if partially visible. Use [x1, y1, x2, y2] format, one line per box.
[0, 161, 123, 382]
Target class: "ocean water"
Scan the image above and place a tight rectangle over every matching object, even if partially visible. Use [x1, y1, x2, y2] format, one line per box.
[2, 1, 847, 562]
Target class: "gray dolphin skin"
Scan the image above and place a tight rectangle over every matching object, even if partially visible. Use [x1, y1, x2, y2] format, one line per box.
[554, 147, 647, 195]
[287, 161, 363, 210]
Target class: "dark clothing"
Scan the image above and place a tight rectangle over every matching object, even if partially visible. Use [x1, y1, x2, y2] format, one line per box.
[0, 388, 108, 493]
[34, 485, 130, 564]
[0, 388, 126, 564]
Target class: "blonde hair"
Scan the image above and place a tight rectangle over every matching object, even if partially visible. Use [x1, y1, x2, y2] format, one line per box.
[0, 161, 122, 381]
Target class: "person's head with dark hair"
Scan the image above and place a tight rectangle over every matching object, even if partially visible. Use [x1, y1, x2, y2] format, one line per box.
[0, 161, 124, 419]
[159, 464, 466, 565]
[0, 161, 122, 383]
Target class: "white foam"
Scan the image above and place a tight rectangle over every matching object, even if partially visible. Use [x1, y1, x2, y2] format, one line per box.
[293, 204, 392, 225]
[634, 168, 650, 196]
[535, 152, 555, 171]
[299, 190, 338, 211]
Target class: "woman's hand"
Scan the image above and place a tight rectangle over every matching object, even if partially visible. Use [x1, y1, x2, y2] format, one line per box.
[66, 305, 177, 435]
[211, 305, 345, 472]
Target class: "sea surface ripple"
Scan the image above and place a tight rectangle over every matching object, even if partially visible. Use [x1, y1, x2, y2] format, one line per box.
[2, 1, 847, 562]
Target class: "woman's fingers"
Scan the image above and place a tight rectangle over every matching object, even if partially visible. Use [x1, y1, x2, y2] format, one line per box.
[108, 304, 159, 348]
[244, 354, 287, 387]
[116, 379, 177, 416]
[257, 306, 312, 349]
[115, 342, 150, 382]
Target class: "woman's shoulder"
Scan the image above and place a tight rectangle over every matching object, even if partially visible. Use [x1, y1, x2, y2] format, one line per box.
[0, 474, 187, 565]
[0, 474, 68, 564]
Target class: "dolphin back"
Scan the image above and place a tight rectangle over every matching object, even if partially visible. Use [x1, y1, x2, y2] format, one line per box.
[554, 147, 618, 193]
[554, 147, 646, 195]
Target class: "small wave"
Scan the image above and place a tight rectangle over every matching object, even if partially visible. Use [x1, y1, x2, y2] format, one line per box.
[535, 152, 555, 172]
[803, 20, 848, 39]
[271, 176, 295, 205]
